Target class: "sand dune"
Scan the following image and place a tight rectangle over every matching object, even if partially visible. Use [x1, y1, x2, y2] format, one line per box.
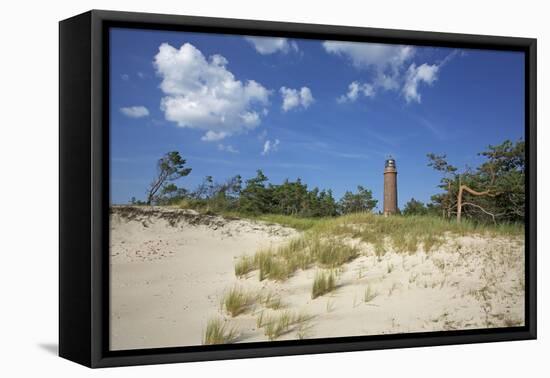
[110, 206, 524, 350]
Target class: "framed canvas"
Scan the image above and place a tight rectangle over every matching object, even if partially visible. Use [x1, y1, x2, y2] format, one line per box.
[59, 10, 537, 368]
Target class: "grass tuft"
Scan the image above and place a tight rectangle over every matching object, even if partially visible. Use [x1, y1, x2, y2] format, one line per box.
[221, 287, 255, 317]
[261, 311, 312, 341]
[260, 292, 284, 310]
[309, 238, 359, 267]
[247, 237, 359, 282]
[363, 284, 377, 302]
[234, 255, 256, 278]
[312, 270, 337, 299]
[254, 250, 290, 281]
[203, 318, 237, 345]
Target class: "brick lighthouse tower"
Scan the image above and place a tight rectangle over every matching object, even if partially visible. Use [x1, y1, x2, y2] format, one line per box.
[383, 157, 398, 215]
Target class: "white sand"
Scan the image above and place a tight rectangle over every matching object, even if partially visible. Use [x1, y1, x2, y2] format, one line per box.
[110, 206, 524, 350]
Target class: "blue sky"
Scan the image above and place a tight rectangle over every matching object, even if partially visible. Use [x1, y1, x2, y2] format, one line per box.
[110, 27, 525, 209]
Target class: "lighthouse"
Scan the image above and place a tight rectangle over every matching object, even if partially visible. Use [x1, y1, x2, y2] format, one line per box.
[383, 157, 398, 215]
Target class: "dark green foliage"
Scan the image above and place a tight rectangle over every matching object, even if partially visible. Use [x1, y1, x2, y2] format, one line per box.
[403, 198, 428, 216]
[476, 140, 525, 222]
[239, 170, 271, 214]
[338, 186, 378, 214]
[268, 179, 338, 217]
[151, 166, 342, 217]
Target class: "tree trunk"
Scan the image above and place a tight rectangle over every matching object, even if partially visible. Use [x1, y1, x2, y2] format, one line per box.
[446, 181, 452, 219]
[457, 184, 463, 223]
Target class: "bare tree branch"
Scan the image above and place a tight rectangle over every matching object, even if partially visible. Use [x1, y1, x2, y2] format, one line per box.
[461, 202, 496, 224]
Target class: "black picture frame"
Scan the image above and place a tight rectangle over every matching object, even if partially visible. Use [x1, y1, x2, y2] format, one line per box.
[59, 9, 537, 368]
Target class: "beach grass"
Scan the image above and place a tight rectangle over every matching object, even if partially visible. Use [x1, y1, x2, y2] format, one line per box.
[312, 270, 337, 299]
[363, 284, 377, 303]
[230, 212, 523, 283]
[261, 311, 312, 341]
[221, 287, 255, 317]
[234, 255, 256, 278]
[260, 292, 284, 310]
[203, 318, 237, 345]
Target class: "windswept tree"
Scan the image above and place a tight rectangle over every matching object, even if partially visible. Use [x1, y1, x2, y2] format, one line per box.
[146, 151, 192, 205]
[338, 186, 378, 214]
[427, 139, 525, 223]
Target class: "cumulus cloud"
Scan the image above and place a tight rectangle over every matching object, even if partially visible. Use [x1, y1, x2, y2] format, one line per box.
[337, 81, 375, 103]
[245, 37, 299, 55]
[120, 106, 149, 118]
[261, 139, 280, 155]
[402, 63, 440, 103]
[280, 86, 314, 112]
[154, 42, 270, 141]
[325, 41, 456, 105]
[218, 143, 239, 153]
[324, 41, 417, 103]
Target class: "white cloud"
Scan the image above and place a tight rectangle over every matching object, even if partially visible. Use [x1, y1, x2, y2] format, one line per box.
[121, 74, 129, 81]
[323, 41, 414, 71]
[245, 37, 298, 54]
[280, 86, 314, 112]
[262, 139, 280, 155]
[300, 87, 314, 108]
[120, 106, 149, 118]
[201, 131, 228, 142]
[218, 144, 239, 153]
[337, 81, 375, 103]
[154, 42, 270, 141]
[326, 41, 456, 105]
[375, 73, 400, 91]
[280, 88, 300, 111]
[402, 63, 439, 103]
[324, 41, 416, 104]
